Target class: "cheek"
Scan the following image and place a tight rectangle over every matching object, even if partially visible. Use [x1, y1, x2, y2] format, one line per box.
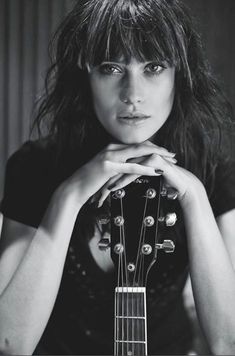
[152, 79, 175, 112]
[91, 80, 118, 117]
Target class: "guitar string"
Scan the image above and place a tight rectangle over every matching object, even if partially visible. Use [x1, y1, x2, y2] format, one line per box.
[117, 214, 124, 356]
[116, 237, 122, 356]
[144, 177, 163, 286]
[140, 197, 148, 355]
[133, 197, 148, 286]
[116, 183, 159, 355]
[120, 197, 129, 355]
[135, 195, 148, 355]
[138, 226, 146, 352]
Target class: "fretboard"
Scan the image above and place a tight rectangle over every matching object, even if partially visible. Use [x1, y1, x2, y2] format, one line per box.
[114, 287, 147, 356]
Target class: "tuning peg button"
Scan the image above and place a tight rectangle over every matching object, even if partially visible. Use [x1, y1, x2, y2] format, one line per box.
[166, 187, 178, 200]
[98, 215, 110, 225]
[156, 240, 175, 253]
[98, 238, 110, 251]
[158, 213, 177, 226]
[160, 186, 178, 200]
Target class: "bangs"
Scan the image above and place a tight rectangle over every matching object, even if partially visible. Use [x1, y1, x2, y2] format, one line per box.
[77, 0, 184, 69]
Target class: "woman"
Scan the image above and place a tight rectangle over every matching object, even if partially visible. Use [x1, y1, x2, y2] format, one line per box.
[0, 0, 235, 354]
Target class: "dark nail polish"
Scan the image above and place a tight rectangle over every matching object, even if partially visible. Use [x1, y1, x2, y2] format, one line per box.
[155, 169, 164, 175]
[107, 183, 116, 190]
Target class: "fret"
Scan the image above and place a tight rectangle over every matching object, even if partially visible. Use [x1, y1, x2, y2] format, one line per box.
[114, 287, 147, 355]
[116, 316, 145, 319]
[115, 289, 146, 318]
[114, 341, 146, 356]
[116, 340, 146, 344]
[116, 317, 145, 341]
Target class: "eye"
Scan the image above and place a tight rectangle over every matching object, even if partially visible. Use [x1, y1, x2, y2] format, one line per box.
[145, 63, 165, 75]
[99, 63, 123, 75]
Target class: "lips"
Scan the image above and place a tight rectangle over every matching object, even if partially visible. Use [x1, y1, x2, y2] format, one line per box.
[117, 113, 151, 126]
[118, 112, 151, 121]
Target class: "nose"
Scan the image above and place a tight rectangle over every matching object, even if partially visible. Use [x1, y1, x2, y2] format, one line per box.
[120, 73, 145, 105]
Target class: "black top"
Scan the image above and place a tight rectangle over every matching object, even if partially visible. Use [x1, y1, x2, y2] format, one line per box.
[1, 139, 235, 355]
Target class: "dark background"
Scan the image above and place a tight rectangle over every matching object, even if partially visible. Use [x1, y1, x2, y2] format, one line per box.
[0, 0, 235, 198]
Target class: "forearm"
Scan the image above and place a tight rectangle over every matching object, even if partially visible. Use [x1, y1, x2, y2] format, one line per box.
[0, 185, 80, 355]
[182, 187, 235, 355]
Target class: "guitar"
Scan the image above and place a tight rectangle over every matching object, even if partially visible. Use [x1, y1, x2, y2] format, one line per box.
[106, 176, 178, 356]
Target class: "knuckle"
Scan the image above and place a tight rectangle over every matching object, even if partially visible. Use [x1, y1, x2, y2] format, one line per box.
[102, 151, 112, 161]
[150, 152, 159, 161]
[102, 159, 111, 172]
[107, 143, 115, 150]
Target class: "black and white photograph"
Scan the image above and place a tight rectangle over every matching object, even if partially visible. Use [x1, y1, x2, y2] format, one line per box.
[0, 0, 235, 355]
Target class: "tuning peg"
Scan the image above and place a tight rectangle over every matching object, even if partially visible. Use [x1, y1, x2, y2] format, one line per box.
[156, 240, 175, 253]
[114, 216, 124, 226]
[160, 186, 178, 200]
[143, 216, 155, 227]
[158, 212, 177, 226]
[98, 238, 110, 251]
[144, 188, 157, 199]
[114, 243, 124, 254]
[167, 187, 178, 200]
[112, 189, 125, 199]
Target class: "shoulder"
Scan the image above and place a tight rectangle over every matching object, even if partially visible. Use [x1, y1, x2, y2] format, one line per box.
[209, 155, 235, 217]
[7, 136, 57, 171]
[0, 137, 59, 227]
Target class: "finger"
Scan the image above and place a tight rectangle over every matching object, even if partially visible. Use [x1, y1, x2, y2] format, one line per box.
[98, 159, 164, 206]
[106, 142, 174, 156]
[127, 155, 177, 165]
[98, 173, 141, 207]
[96, 173, 123, 207]
[109, 144, 175, 163]
[108, 174, 140, 191]
[144, 141, 176, 157]
[109, 161, 160, 176]
[97, 189, 111, 207]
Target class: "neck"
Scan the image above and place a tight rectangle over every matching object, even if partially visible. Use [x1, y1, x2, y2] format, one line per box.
[114, 286, 147, 356]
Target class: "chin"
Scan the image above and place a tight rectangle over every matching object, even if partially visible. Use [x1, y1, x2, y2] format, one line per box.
[114, 132, 154, 145]
[116, 135, 151, 145]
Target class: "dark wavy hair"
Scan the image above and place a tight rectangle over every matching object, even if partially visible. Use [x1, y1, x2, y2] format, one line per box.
[33, 0, 234, 191]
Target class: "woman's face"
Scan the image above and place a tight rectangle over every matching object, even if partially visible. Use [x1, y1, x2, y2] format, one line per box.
[88, 57, 175, 144]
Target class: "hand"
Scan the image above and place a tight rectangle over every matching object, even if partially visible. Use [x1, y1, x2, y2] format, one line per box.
[97, 141, 205, 208]
[60, 142, 176, 210]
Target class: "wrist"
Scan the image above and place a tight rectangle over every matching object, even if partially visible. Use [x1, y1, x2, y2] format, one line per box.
[179, 180, 208, 211]
[52, 180, 84, 216]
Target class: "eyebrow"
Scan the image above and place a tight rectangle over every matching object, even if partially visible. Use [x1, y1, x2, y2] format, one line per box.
[99, 60, 164, 65]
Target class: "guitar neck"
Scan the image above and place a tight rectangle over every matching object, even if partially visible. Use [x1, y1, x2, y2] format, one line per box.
[114, 287, 147, 356]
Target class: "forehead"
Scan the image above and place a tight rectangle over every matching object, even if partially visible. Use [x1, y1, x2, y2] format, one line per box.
[77, 0, 185, 71]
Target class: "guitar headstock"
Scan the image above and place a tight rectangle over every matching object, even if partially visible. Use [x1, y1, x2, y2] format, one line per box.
[109, 176, 177, 288]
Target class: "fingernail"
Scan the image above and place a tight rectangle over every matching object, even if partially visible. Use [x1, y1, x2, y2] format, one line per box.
[165, 149, 176, 157]
[93, 201, 99, 209]
[155, 169, 164, 175]
[107, 183, 116, 191]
